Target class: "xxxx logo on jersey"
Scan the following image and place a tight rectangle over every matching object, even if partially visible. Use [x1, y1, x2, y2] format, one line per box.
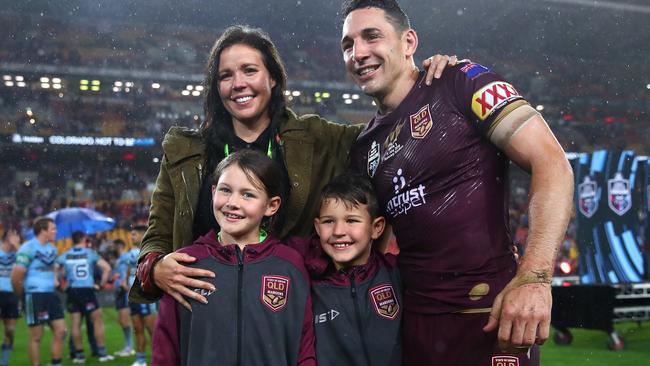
[261, 275, 290, 312]
[472, 81, 520, 121]
[369, 284, 399, 320]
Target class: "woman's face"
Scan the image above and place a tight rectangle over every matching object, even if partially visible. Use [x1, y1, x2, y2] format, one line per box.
[217, 44, 276, 129]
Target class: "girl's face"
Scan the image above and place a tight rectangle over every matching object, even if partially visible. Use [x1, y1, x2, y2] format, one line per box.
[217, 44, 276, 130]
[212, 164, 281, 245]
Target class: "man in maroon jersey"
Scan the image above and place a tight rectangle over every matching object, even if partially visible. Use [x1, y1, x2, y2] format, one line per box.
[341, 1, 574, 365]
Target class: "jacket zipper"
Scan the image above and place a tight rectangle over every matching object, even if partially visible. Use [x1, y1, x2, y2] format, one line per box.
[236, 246, 244, 366]
[180, 170, 194, 218]
[350, 272, 372, 366]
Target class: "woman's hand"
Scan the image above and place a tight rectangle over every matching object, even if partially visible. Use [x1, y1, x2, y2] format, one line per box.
[153, 252, 216, 311]
[422, 54, 459, 85]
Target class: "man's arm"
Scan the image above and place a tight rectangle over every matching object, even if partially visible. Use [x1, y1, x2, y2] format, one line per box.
[11, 265, 27, 299]
[97, 258, 111, 288]
[483, 107, 574, 351]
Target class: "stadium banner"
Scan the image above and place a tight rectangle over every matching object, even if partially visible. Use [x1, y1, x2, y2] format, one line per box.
[574, 150, 644, 284]
[7, 133, 156, 147]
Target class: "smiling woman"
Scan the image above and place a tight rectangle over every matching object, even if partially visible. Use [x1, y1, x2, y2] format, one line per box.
[128, 25, 364, 308]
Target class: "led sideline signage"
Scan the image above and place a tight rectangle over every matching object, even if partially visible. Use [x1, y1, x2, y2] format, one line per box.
[10, 134, 155, 147]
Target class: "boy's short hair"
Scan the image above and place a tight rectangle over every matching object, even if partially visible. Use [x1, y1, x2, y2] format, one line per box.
[319, 173, 381, 219]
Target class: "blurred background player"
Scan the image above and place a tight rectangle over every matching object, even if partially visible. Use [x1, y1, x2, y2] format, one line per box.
[127, 225, 156, 366]
[0, 229, 21, 366]
[56, 231, 114, 363]
[11, 217, 66, 366]
[113, 239, 135, 357]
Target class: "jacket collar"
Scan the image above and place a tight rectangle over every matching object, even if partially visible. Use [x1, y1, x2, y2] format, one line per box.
[313, 249, 382, 286]
[194, 230, 281, 264]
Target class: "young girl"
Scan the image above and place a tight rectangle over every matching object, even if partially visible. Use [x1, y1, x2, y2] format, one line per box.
[152, 150, 316, 366]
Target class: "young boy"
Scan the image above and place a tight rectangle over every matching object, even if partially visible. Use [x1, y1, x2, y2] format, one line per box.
[289, 173, 402, 366]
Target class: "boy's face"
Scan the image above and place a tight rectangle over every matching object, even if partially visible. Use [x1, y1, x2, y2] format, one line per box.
[314, 198, 385, 270]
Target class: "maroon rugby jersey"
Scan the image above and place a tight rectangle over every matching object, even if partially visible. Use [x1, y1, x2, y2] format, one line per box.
[349, 63, 529, 314]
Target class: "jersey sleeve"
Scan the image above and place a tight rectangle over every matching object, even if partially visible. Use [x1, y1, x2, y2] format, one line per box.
[15, 244, 33, 268]
[449, 62, 530, 138]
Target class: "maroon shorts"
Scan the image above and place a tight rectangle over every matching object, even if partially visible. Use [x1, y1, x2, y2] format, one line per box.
[403, 311, 540, 366]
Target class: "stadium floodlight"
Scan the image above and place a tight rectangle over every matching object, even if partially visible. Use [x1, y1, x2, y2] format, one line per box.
[91, 86, 100, 91]
[125, 81, 134, 87]
[191, 90, 201, 96]
[15, 76, 24, 81]
[29, 118, 36, 124]
[3, 75, 11, 81]
[284, 90, 291, 96]
[40, 77, 49, 83]
[181, 90, 190, 96]
[17, 82, 26, 88]
[316, 97, 322, 103]
[195, 85, 204, 91]
[291, 90, 301, 97]
[80, 79, 89, 85]
[53, 84, 62, 89]
[186, 85, 194, 90]
[113, 87, 120, 92]
[344, 99, 352, 105]
[26, 108, 33, 116]
[91, 80, 101, 86]
[4, 81, 13, 87]
[52, 77, 61, 84]
[114, 81, 123, 87]
[536, 105, 545, 111]
[151, 83, 161, 89]
[153, 157, 160, 163]
[41, 83, 50, 89]
[351, 94, 360, 100]
[80, 85, 89, 91]
[646, 83, 650, 90]
[314, 92, 321, 98]
[342, 93, 350, 99]
[322, 92, 331, 98]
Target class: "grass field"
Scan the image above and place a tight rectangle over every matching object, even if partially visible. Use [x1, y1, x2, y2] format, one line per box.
[7, 308, 650, 365]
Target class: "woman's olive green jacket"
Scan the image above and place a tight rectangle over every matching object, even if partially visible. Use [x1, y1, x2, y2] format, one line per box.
[129, 109, 362, 302]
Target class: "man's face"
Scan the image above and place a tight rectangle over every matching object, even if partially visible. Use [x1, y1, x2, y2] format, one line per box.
[44, 222, 57, 242]
[341, 7, 409, 98]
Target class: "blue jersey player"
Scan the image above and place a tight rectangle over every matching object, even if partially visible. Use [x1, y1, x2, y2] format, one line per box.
[57, 231, 114, 363]
[112, 239, 135, 357]
[11, 217, 66, 366]
[127, 225, 156, 366]
[0, 229, 20, 366]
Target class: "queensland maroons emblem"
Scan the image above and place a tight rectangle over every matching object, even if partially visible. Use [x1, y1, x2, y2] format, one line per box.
[492, 356, 519, 366]
[578, 176, 598, 218]
[369, 284, 399, 320]
[367, 141, 380, 178]
[409, 104, 433, 139]
[261, 275, 290, 312]
[608, 172, 631, 216]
